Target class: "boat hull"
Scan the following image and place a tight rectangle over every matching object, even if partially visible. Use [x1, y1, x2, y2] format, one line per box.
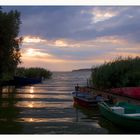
[110, 87, 140, 100]
[72, 91, 98, 107]
[99, 102, 140, 130]
[73, 96, 97, 107]
[14, 76, 42, 86]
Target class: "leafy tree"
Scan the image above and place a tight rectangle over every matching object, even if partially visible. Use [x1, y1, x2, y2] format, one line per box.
[0, 8, 22, 83]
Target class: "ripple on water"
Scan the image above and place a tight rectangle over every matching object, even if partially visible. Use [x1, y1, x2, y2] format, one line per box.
[15, 101, 72, 108]
[0, 71, 111, 134]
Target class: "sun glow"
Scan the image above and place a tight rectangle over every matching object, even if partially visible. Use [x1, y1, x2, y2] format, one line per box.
[26, 48, 35, 56]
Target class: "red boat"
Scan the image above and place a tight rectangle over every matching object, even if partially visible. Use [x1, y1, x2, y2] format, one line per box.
[110, 87, 140, 100]
[72, 92, 104, 107]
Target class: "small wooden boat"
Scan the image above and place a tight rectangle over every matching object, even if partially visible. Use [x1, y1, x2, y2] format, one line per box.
[98, 101, 140, 130]
[72, 91, 105, 107]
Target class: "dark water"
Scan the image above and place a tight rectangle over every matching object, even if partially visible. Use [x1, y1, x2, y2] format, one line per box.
[0, 71, 137, 134]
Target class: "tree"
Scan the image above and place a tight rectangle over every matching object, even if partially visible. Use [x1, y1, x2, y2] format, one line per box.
[0, 8, 22, 83]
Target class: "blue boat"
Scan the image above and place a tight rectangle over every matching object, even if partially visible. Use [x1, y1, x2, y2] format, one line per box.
[14, 76, 42, 86]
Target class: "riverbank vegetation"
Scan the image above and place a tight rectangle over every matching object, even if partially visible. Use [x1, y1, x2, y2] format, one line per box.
[15, 67, 52, 80]
[91, 56, 140, 89]
[0, 8, 22, 85]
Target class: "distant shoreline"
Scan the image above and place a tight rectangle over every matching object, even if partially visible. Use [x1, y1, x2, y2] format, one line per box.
[52, 69, 91, 73]
[72, 68, 91, 72]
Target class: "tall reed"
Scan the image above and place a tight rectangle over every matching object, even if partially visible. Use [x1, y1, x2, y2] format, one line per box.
[91, 56, 140, 89]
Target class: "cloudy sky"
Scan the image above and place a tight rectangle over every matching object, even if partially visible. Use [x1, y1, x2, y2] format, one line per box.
[3, 6, 140, 71]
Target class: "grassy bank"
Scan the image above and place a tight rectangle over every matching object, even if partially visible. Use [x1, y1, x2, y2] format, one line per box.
[91, 56, 140, 90]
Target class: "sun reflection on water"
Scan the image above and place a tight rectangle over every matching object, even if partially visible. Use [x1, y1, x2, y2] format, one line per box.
[15, 101, 72, 108]
[30, 94, 34, 98]
[29, 86, 34, 93]
[29, 87, 35, 98]
[28, 102, 34, 108]
[16, 117, 73, 123]
[29, 118, 33, 122]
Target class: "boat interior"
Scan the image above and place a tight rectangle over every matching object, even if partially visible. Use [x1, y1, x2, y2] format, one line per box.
[108, 102, 140, 117]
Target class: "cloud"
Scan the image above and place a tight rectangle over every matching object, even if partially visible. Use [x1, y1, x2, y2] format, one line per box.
[3, 6, 140, 71]
[23, 36, 46, 43]
[54, 40, 68, 47]
[21, 34, 140, 62]
[4, 6, 140, 42]
[90, 7, 118, 23]
[22, 48, 52, 58]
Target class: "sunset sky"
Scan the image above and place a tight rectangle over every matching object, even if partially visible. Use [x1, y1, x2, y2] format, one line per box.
[3, 6, 140, 71]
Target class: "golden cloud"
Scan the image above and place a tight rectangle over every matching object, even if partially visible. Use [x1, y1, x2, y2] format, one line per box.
[23, 36, 46, 43]
[22, 35, 81, 49]
[55, 40, 67, 47]
[22, 48, 52, 57]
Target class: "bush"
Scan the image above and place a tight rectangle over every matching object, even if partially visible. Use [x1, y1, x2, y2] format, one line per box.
[15, 67, 52, 80]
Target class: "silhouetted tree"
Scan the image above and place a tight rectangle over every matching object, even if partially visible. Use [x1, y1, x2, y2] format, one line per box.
[0, 8, 22, 83]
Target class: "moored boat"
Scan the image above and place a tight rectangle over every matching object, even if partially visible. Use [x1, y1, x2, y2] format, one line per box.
[14, 76, 42, 86]
[98, 101, 140, 130]
[110, 87, 140, 100]
[72, 91, 105, 107]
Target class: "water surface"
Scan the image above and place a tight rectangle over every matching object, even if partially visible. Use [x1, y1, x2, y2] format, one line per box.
[0, 71, 137, 134]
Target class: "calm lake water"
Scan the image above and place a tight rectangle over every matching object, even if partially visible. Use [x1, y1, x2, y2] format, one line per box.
[0, 71, 138, 134]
